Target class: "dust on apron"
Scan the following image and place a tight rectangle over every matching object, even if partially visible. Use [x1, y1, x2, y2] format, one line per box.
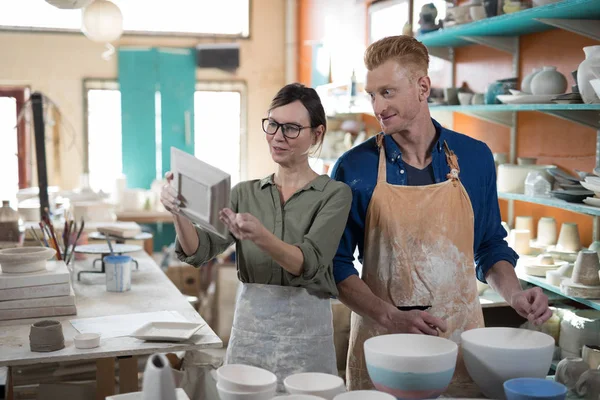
[346, 134, 485, 397]
[225, 283, 338, 393]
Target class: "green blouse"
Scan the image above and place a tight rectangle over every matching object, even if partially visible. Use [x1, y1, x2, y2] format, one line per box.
[175, 174, 352, 297]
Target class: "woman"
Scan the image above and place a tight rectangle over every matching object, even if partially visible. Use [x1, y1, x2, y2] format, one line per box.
[160, 83, 352, 390]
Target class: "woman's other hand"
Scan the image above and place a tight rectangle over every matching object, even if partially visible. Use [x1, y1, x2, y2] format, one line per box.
[160, 171, 181, 214]
[219, 208, 269, 242]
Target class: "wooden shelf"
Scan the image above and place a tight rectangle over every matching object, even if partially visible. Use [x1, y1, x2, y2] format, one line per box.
[417, 0, 600, 49]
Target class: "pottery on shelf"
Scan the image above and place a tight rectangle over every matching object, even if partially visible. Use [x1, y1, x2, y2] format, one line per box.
[561, 250, 600, 298]
[142, 353, 177, 400]
[510, 229, 532, 255]
[559, 309, 600, 359]
[555, 357, 589, 392]
[525, 254, 567, 277]
[29, 320, 65, 352]
[547, 262, 575, 286]
[521, 68, 542, 94]
[556, 223, 581, 253]
[531, 66, 568, 96]
[515, 216, 534, 233]
[469, 5, 486, 21]
[577, 45, 600, 104]
[537, 217, 558, 246]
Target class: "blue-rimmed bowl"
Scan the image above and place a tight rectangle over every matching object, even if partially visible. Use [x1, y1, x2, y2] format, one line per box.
[504, 378, 567, 400]
[364, 334, 458, 400]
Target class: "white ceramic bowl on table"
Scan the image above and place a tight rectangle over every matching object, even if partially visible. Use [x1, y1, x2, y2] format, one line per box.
[461, 327, 555, 400]
[333, 391, 396, 400]
[284, 373, 345, 400]
[216, 383, 276, 400]
[217, 364, 277, 393]
[364, 334, 458, 400]
[0, 246, 56, 273]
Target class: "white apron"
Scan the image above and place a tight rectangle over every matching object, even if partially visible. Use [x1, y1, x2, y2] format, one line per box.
[225, 283, 338, 393]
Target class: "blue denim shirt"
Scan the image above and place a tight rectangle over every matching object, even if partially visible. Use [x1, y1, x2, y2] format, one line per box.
[330, 119, 518, 284]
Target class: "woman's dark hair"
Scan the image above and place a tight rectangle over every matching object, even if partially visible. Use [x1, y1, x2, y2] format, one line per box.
[268, 83, 327, 152]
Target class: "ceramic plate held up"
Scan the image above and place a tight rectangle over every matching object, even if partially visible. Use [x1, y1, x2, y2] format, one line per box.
[130, 321, 204, 342]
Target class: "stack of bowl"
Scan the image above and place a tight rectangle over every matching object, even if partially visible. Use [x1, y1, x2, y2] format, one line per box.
[216, 364, 277, 400]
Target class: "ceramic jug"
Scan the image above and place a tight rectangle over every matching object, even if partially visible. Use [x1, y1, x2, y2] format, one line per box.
[577, 45, 600, 104]
[142, 353, 177, 400]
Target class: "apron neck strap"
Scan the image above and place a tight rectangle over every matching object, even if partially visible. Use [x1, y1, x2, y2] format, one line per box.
[443, 141, 460, 181]
[376, 134, 387, 183]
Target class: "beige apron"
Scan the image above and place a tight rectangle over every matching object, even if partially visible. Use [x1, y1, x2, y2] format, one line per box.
[346, 134, 485, 397]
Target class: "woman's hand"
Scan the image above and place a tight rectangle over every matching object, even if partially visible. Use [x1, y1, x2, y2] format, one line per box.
[219, 208, 269, 243]
[160, 171, 181, 214]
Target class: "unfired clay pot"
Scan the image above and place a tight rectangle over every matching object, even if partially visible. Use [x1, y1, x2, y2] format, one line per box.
[555, 357, 589, 391]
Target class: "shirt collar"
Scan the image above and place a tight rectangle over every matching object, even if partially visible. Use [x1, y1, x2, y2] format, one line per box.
[259, 174, 329, 192]
[382, 118, 447, 162]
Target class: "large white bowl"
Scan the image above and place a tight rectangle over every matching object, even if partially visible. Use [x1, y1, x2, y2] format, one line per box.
[461, 328, 555, 400]
[0, 246, 56, 273]
[284, 373, 345, 400]
[217, 364, 277, 393]
[216, 382, 276, 400]
[364, 334, 458, 399]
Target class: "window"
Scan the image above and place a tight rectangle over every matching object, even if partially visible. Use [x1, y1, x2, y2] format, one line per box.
[0, 0, 250, 37]
[85, 81, 246, 192]
[0, 97, 18, 206]
[194, 82, 247, 186]
[368, 0, 447, 43]
[85, 81, 122, 194]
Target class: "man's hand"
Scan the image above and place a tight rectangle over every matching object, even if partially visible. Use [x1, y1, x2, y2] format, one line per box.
[510, 287, 552, 325]
[381, 306, 448, 335]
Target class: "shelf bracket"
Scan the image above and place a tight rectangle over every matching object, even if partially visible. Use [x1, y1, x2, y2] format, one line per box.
[534, 18, 600, 42]
[458, 36, 518, 55]
[539, 110, 600, 130]
[427, 46, 453, 62]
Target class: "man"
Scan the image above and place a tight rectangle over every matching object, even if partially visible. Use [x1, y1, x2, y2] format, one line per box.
[331, 35, 552, 394]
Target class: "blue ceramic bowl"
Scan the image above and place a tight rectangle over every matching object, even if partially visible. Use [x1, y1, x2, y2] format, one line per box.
[504, 378, 567, 400]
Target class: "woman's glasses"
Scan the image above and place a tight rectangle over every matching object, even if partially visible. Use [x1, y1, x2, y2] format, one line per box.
[262, 118, 312, 139]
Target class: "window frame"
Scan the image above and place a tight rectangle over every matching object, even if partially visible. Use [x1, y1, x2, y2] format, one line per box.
[0, 0, 252, 39]
[367, 0, 411, 45]
[0, 86, 31, 189]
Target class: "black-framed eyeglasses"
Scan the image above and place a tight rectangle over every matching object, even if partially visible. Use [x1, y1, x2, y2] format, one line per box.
[262, 118, 312, 139]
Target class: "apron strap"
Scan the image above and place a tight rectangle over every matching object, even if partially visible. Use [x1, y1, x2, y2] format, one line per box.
[376, 134, 387, 183]
[443, 141, 460, 181]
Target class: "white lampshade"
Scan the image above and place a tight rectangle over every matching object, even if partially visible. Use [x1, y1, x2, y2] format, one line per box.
[46, 0, 93, 9]
[81, 0, 124, 43]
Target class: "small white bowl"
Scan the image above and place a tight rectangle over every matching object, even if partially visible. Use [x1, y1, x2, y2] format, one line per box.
[216, 382, 275, 400]
[334, 391, 396, 400]
[276, 396, 327, 400]
[217, 364, 277, 393]
[284, 373, 345, 400]
[74, 333, 101, 349]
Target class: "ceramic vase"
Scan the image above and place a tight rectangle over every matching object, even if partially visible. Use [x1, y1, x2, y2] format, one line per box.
[531, 66, 568, 95]
[577, 45, 600, 104]
[538, 217, 558, 246]
[572, 250, 600, 286]
[521, 68, 542, 94]
[142, 353, 177, 400]
[557, 223, 581, 252]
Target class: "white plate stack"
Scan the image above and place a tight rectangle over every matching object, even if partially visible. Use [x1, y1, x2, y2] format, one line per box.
[0, 260, 77, 321]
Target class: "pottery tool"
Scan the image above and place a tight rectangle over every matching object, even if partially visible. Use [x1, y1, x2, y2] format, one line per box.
[66, 219, 85, 265]
[105, 237, 115, 256]
[29, 227, 45, 247]
[38, 222, 50, 249]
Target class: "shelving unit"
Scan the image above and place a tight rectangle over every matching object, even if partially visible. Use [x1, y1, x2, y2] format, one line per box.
[498, 192, 600, 217]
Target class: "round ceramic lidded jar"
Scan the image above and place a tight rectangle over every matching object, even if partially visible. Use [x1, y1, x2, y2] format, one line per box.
[531, 66, 568, 95]
[577, 45, 600, 104]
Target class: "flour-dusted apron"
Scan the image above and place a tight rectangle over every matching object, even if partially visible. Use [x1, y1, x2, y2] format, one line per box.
[346, 134, 485, 397]
[225, 283, 338, 393]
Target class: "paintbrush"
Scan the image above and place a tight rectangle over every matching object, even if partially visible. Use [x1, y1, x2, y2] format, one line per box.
[30, 227, 44, 247]
[43, 214, 62, 261]
[67, 219, 85, 265]
[38, 222, 50, 248]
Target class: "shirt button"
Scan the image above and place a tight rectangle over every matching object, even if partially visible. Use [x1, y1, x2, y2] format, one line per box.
[400, 170, 405, 174]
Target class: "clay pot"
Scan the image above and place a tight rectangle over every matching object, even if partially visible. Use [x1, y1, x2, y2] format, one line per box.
[555, 357, 589, 391]
[531, 66, 568, 95]
[142, 353, 177, 400]
[572, 250, 600, 286]
[29, 320, 64, 352]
